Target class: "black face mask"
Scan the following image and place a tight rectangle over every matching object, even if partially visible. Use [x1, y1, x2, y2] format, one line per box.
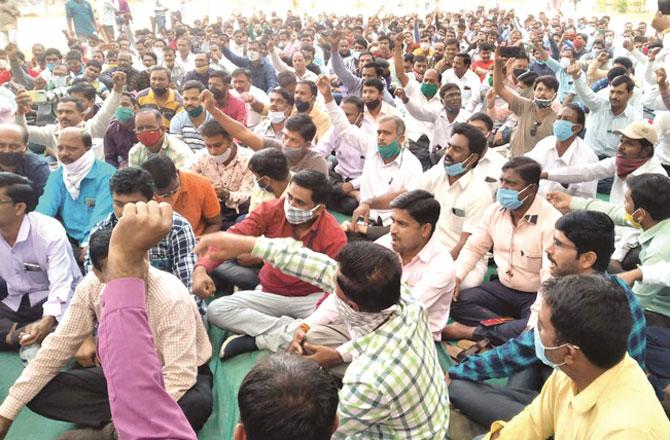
[152, 87, 168, 96]
[210, 87, 225, 101]
[365, 99, 381, 111]
[295, 99, 311, 113]
[0, 152, 24, 168]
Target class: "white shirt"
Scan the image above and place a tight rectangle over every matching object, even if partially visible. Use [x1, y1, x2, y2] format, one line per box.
[573, 73, 642, 157]
[176, 52, 196, 72]
[411, 163, 493, 250]
[442, 68, 482, 113]
[472, 147, 507, 196]
[360, 147, 423, 225]
[96, 0, 116, 26]
[526, 135, 599, 199]
[399, 78, 443, 142]
[547, 156, 668, 260]
[653, 111, 670, 166]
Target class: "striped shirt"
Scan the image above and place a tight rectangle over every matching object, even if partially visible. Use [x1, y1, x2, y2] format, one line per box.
[169, 111, 213, 152]
[0, 268, 212, 421]
[251, 237, 450, 439]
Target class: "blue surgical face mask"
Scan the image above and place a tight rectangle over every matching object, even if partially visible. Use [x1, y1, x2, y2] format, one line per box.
[444, 153, 473, 176]
[534, 327, 568, 369]
[496, 185, 531, 210]
[553, 119, 575, 141]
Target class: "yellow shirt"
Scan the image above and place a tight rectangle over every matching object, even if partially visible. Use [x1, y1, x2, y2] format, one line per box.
[486, 354, 670, 440]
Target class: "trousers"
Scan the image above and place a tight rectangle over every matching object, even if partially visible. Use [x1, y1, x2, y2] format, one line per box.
[27, 364, 213, 431]
[207, 290, 323, 352]
[450, 280, 536, 345]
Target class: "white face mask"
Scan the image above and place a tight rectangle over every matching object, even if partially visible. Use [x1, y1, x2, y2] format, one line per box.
[268, 110, 286, 124]
[420, 42, 431, 51]
[559, 57, 571, 69]
[248, 50, 260, 62]
[334, 294, 397, 340]
[51, 75, 68, 89]
[207, 146, 232, 163]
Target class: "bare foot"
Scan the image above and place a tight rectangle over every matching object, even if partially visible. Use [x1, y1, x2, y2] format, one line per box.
[441, 322, 476, 341]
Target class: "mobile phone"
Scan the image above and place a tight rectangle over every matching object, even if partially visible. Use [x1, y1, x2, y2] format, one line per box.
[499, 46, 522, 58]
[26, 90, 47, 105]
[480, 317, 513, 327]
[660, 0, 670, 15]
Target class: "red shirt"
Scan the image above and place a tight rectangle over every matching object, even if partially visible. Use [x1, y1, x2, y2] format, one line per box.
[198, 197, 347, 297]
[216, 93, 247, 126]
[471, 59, 494, 81]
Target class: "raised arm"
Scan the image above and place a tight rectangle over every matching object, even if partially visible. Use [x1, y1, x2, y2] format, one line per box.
[493, 46, 516, 105]
[393, 33, 409, 86]
[200, 89, 264, 151]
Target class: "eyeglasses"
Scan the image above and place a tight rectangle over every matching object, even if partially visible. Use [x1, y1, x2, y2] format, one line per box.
[156, 176, 180, 198]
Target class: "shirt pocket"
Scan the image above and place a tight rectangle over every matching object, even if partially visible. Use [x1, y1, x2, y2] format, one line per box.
[449, 207, 466, 232]
[520, 249, 543, 273]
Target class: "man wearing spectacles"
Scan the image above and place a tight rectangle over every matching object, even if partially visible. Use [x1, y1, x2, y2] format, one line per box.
[0, 172, 81, 351]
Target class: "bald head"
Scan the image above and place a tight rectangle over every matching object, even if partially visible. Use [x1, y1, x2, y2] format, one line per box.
[57, 127, 91, 165]
[0, 124, 28, 169]
[0, 123, 28, 145]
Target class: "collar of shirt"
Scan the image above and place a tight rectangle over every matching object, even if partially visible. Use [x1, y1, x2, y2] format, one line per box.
[499, 195, 543, 225]
[638, 217, 670, 247]
[6, 215, 30, 247]
[569, 355, 629, 414]
[415, 233, 443, 265]
[376, 148, 405, 166]
[551, 136, 581, 164]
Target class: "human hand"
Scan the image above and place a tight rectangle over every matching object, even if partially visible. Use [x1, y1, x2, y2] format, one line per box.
[74, 334, 98, 367]
[111, 71, 127, 93]
[565, 62, 581, 79]
[351, 202, 370, 227]
[0, 415, 12, 439]
[648, 46, 662, 62]
[200, 89, 216, 113]
[194, 231, 256, 262]
[14, 90, 31, 114]
[657, 67, 669, 91]
[546, 191, 573, 214]
[192, 266, 216, 299]
[652, 11, 670, 34]
[302, 342, 343, 368]
[451, 278, 462, 302]
[341, 181, 354, 195]
[106, 201, 173, 280]
[316, 75, 333, 101]
[394, 87, 408, 103]
[617, 268, 643, 286]
[328, 30, 341, 50]
[20, 316, 56, 346]
[286, 325, 308, 355]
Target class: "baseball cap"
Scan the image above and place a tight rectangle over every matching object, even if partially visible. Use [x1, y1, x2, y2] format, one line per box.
[613, 120, 658, 145]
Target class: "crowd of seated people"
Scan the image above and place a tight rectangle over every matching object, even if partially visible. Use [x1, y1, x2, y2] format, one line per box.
[0, 4, 669, 439]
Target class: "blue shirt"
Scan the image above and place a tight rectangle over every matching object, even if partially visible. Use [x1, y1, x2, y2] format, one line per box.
[449, 274, 647, 381]
[221, 48, 278, 94]
[545, 56, 583, 105]
[36, 160, 115, 245]
[14, 151, 50, 194]
[65, 0, 96, 37]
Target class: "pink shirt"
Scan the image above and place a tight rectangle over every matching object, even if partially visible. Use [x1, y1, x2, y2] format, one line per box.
[307, 234, 455, 341]
[98, 278, 197, 440]
[216, 93, 247, 125]
[455, 196, 561, 293]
